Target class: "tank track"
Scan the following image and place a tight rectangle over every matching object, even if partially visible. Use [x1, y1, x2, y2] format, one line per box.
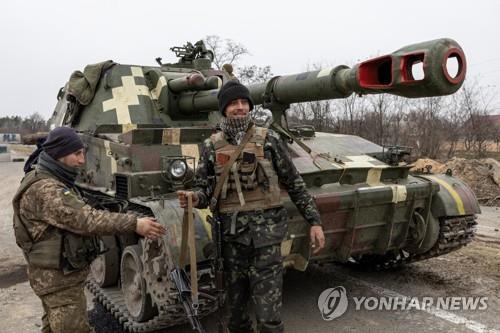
[86, 266, 216, 333]
[357, 215, 477, 270]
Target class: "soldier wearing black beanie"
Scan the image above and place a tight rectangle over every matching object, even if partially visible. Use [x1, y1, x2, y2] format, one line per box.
[217, 80, 254, 116]
[42, 127, 84, 160]
[24, 127, 84, 174]
[179, 78, 325, 333]
[14, 126, 166, 333]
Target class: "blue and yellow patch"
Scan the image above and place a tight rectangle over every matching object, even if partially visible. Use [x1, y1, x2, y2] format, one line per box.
[60, 188, 85, 209]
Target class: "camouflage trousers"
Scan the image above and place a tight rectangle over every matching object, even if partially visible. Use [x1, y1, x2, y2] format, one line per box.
[39, 283, 94, 333]
[224, 241, 284, 333]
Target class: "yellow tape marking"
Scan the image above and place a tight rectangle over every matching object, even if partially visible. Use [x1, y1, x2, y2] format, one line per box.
[344, 155, 389, 168]
[122, 124, 137, 133]
[162, 128, 181, 145]
[216, 77, 223, 88]
[181, 144, 200, 169]
[390, 185, 407, 203]
[317, 68, 332, 78]
[428, 176, 465, 215]
[366, 168, 383, 186]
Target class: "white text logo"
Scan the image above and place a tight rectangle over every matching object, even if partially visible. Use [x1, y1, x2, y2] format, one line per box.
[317, 286, 349, 321]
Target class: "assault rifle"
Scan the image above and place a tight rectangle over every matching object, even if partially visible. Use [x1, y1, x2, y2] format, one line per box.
[170, 268, 207, 333]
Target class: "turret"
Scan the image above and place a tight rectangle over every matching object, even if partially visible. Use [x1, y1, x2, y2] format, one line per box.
[54, 38, 466, 132]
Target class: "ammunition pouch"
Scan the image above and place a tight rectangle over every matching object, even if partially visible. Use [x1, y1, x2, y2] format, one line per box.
[211, 127, 282, 214]
[27, 232, 63, 270]
[62, 233, 101, 272]
[21, 230, 100, 272]
[13, 210, 62, 269]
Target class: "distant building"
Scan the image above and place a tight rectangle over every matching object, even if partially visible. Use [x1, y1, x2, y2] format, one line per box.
[0, 132, 21, 143]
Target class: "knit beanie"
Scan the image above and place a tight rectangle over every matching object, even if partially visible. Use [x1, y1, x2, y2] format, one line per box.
[42, 127, 84, 160]
[217, 80, 254, 116]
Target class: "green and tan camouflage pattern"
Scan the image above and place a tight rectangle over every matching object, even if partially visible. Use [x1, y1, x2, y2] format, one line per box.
[40, 284, 94, 333]
[195, 128, 321, 230]
[224, 240, 284, 332]
[14, 171, 136, 295]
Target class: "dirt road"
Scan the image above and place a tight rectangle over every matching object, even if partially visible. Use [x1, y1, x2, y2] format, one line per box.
[1, 162, 499, 333]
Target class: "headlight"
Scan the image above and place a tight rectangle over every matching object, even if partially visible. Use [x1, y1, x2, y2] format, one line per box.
[170, 159, 187, 178]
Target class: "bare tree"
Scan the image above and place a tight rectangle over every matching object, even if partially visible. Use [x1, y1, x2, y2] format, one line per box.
[443, 94, 466, 158]
[289, 103, 309, 124]
[362, 94, 393, 145]
[398, 97, 444, 159]
[0, 112, 48, 135]
[287, 63, 339, 132]
[25, 112, 48, 132]
[238, 65, 273, 85]
[337, 94, 367, 135]
[385, 95, 409, 146]
[456, 81, 496, 157]
[289, 101, 331, 131]
[204, 35, 274, 87]
[203, 35, 249, 70]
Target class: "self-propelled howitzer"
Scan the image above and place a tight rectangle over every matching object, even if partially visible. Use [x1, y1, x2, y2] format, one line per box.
[50, 38, 477, 333]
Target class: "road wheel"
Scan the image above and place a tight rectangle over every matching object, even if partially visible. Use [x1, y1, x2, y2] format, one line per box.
[121, 244, 157, 322]
[405, 210, 440, 255]
[91, 236, 120, 287]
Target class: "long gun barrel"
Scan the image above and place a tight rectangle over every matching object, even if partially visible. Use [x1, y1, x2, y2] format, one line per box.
[177, 38, 466, 112]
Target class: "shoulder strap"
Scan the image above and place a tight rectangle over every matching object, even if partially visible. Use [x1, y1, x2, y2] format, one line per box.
[212, 125, 255, 205]
[210, 132, 228, 150]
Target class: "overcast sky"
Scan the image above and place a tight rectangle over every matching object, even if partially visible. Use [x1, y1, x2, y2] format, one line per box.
[1, 0, 499, 119]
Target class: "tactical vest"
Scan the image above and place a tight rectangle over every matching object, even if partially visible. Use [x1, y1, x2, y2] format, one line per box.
[12, 169, 100, 272]
[211, 127, 282, 214]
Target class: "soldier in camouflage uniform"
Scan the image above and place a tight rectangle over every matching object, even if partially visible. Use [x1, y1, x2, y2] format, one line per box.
[12, 127, 166, 333]
[178, 81, 325, 332]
